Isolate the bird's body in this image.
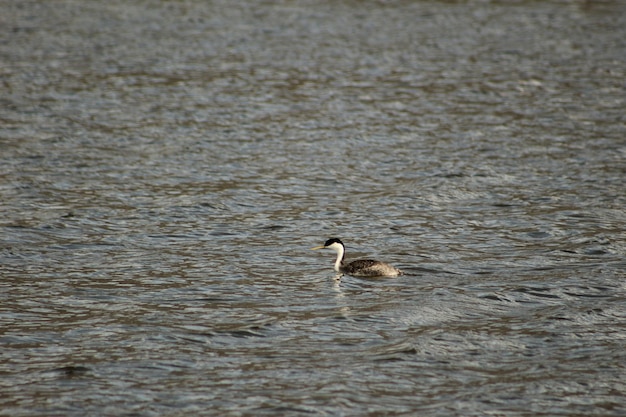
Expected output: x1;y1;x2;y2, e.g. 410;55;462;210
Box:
311;238;402;277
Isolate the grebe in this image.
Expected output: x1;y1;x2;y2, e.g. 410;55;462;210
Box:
311;238;402;277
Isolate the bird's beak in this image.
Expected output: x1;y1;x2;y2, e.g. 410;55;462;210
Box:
311;245;325;250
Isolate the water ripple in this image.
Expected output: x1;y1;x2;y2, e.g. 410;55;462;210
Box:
2;0;625;416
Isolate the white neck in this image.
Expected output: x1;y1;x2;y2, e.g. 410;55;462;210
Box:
327;242;345;272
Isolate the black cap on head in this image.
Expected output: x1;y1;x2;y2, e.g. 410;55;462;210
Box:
324;238;343;247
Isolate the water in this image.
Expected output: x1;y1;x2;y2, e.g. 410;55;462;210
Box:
1;1;625;415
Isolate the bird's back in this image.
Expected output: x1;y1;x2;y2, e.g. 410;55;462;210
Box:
341;259;402;277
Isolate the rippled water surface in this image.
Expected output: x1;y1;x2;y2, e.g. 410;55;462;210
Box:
1;1;625;415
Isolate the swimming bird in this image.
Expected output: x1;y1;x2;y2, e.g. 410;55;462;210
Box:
311;238;402;277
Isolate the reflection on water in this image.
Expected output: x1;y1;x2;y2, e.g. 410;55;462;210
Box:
1;0;625;415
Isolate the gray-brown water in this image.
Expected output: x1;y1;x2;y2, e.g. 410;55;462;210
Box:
1;1;625;416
